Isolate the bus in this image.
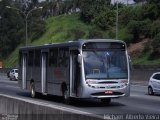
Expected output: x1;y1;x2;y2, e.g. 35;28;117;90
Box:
19;39;131;104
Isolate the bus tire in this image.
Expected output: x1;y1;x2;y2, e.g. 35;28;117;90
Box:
101;98;111;105
30;82;36;98
63;90;71;104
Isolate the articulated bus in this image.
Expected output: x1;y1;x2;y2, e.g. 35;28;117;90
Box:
19;39;131;104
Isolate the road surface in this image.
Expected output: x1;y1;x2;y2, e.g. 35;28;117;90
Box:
0;73;160;119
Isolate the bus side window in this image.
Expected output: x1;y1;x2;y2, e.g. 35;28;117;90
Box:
28;51;34;66
58;48;69;68
34;50;41;67
49;48;58;67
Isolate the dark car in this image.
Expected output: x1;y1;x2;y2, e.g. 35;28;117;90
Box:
7;70;10;78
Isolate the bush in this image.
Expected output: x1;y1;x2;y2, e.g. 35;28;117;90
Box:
118;28;133;44
122;33;133;44
143;40;151;53
92;8;115;30
119;5;144;25
127;20;141;41
67;28;85;40
107;30;115;39
150;20;160;38
144;3;160;20
149;32;160;60
80;0;115;30
88;28;104;39
30;19;46;42
127;19;151;41
151;32;160;53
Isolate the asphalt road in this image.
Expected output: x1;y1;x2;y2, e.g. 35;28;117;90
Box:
0;73;160;118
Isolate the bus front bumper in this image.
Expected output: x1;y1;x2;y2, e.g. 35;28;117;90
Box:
79;84;130;99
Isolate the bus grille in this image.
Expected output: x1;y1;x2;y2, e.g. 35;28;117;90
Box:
98;81;118;84
91;92;124;96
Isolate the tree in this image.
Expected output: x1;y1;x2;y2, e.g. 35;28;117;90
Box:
79;0;113;30
93;8;115;30
143;0;160;20
151;32;160;53
0;0;24;58
0;0;45;59
127;20;151;41
149;32;160;60
32;0;38;6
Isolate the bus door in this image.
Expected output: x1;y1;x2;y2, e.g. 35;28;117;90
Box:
70;50;80;97
22;52;27;89
41;51;48;94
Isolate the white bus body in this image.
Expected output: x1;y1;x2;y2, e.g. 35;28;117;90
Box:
19;39;130;103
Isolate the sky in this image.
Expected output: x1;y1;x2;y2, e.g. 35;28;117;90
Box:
38;0;135;4
111;0;135;4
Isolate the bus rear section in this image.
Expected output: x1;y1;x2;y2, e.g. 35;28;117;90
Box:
19;47;71;98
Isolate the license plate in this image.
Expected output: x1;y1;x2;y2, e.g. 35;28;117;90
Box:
105;90;113;94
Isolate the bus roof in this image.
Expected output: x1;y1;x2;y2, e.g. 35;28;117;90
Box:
19;39;126;51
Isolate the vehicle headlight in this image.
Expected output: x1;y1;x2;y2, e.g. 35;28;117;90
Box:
86;80;97;84
120;80;129;85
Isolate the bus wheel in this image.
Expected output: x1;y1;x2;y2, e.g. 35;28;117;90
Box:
63;90;71;104
101;98;111;105
30;83;36;98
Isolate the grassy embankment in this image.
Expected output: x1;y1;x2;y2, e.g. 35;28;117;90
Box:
4;13;107;68
4;13;160;68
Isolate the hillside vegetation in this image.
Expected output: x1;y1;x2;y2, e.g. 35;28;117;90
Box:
2;0;160;67
5;13;160;68
4;13;108;67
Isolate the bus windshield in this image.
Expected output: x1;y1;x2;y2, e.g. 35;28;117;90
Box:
83;50;128;79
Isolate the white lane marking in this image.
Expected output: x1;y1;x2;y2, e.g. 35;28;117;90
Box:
131;93;160;101
0;94;103;119
5;85;20;89
0;79;18;84
131;84;147;87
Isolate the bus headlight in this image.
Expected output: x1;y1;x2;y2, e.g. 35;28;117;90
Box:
120;80;129;85
86;80;97;84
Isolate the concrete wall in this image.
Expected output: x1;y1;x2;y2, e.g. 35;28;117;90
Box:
1;65;160;81
131;65;160;81
0;94;103;120
131;69;160;81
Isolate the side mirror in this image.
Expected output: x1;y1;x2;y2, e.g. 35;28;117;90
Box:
78;54;82;63
128;55;132;70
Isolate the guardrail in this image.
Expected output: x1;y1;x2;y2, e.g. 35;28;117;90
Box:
0;94;104;120
131;65;160;81
132;65;160;70
0;65;160;82
0;68;12;73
